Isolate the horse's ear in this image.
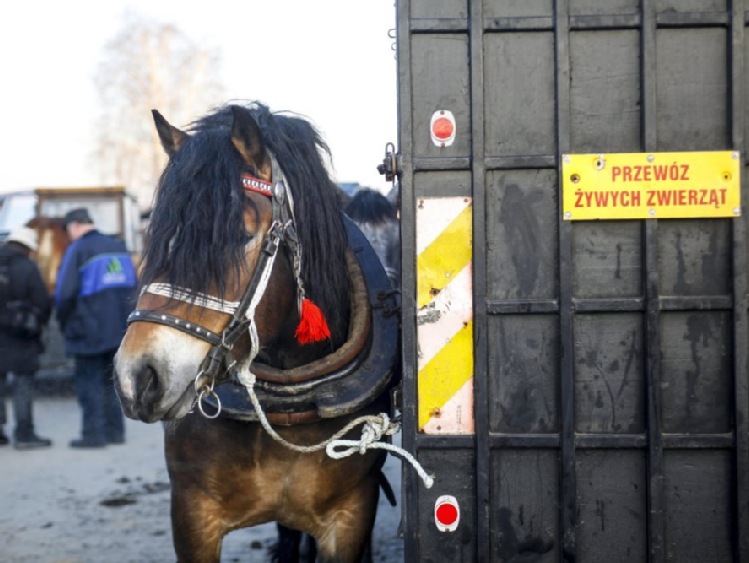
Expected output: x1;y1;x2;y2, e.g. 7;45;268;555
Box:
152;110;187;157
230;106;272;181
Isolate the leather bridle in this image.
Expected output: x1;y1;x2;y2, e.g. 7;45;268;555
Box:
127;155;303;398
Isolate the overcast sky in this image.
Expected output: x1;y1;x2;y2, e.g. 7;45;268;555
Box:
0;1;398;197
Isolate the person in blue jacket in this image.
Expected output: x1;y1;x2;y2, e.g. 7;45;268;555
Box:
56;208;137;448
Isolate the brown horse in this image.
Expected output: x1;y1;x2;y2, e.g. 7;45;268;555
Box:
114;102;400;562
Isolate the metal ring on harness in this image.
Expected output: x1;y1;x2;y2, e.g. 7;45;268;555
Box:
198;387;222;419
195;370;222;419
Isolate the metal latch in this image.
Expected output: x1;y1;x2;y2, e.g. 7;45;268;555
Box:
377;142;402;183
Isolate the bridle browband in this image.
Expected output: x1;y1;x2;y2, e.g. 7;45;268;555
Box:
127;154;303;405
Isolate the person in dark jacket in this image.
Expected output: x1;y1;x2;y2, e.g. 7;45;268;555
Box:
56;208;137;448
0;227;53;449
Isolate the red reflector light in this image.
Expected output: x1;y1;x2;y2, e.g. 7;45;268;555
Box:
432;117;454;140
434;495;460;532
436;502;458;525
430;110;456;147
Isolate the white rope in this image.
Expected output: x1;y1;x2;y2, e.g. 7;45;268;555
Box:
326;421;435;489
236;365;434;489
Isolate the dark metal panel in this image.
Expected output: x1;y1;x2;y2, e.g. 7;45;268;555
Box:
483;17;555;31
416;449;477;562
484;32;556;158
660;311;733;434
574;314;646;434
488;315;560;433
486;169;559;300
554;1;578;561
573;297;646;311
641;0;667;560
483;0;553;19
411;0;467;19
569;14;641;28
658;295;733;310
663;451;734;563
395;1;420;561
410;34;471;159
492;449;559;562
415;434;476;449
569;30;641;152
657;12;730;25
410;19;469;33
572;222;643;298
400;1;749;561
656;28;729;150
485;155;557;168
412;157;472;172
575;451;648;563
414;170;472;198
731;5;749;562
570;0;640;15
656;0;726;11
657;220;732;295
469;1;491;560
488;299;560;314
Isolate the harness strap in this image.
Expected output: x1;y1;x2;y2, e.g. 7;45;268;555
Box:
127;310;221;345
199;221;284;382
141;283;240;315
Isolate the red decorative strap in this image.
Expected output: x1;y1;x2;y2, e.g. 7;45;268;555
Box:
295;298;331;344
241;174;273;197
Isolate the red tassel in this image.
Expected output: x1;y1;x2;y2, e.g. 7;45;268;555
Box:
295;298;331;344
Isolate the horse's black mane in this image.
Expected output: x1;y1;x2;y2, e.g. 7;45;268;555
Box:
141;102;350;342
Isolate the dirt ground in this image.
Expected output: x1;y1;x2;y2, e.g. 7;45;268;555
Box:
0;397;405;562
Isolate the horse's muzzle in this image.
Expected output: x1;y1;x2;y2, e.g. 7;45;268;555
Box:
114;361;165;422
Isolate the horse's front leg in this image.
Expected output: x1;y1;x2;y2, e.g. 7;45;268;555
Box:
170;484;227;563
314;476;380;563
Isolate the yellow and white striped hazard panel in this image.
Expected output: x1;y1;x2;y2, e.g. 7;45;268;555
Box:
416;197;473;434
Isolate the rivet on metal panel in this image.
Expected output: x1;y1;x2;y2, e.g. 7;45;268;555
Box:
570;174;581;184
648;209;656;217
723;172;732;181
647;154;655;162
595;155;605;170
733;151;740;160
418;199;425;209
429;287;441;297
563;155;571;164
429;407;442;418
445;272;452;278
734;207;741;216
564;211;572;220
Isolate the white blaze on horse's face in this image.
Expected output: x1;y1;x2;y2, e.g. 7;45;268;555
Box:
114;205;270;423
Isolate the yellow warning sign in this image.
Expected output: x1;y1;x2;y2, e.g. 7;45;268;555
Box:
562;151;741;220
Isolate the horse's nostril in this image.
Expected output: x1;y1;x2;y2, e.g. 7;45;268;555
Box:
135;364;162;417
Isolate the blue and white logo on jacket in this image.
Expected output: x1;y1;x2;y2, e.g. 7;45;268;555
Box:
79;254;137;296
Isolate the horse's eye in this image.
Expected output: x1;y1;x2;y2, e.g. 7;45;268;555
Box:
242;231;254;246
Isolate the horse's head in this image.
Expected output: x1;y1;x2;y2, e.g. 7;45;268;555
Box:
114;103;350;422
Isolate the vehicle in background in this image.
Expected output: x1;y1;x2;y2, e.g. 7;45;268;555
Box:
0;187;141;248
0;187;142;293
0;187;142;385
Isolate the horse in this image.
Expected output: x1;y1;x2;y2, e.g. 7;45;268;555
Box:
344;189;400;290
113;102;400;563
